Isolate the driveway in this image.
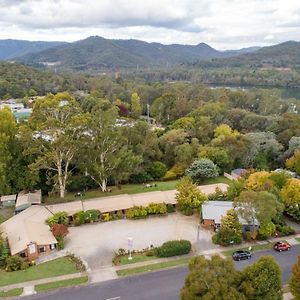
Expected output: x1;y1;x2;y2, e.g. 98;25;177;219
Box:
64;213;217;270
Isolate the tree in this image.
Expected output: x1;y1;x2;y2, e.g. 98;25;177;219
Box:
20;93;88;198
130;92;142;119
289;256;300;300
175;177;207;215
185;159;219;183
51;224;69;238
246;171;272;191
181;255;246;300
258;221;276;239
214;124;239;140
227;178;246;201
146;161;167;180
281;178;300;220
286;149;300;175
174;138;199;169
0;236;9;268
199;145;232;172
213;209;242;245
234;190;283;235
151;93;176;124
241;256;282;300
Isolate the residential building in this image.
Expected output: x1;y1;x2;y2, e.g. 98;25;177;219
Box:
15;190;42;214
0;194;17;208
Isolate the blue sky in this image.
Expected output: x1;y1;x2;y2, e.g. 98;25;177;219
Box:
0;0;299;49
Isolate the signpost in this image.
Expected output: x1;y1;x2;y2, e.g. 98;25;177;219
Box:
128;237;133;260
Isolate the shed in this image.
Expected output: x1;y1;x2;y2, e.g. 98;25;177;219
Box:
1;194;17;208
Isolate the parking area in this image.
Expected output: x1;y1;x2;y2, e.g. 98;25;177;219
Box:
64;213;217;270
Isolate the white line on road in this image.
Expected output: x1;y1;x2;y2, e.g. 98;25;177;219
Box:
105;297;121;300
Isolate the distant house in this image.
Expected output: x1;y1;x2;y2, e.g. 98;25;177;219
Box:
231;168;247;179
0;194;17;208
0;206;57;260
201;201;259;231
15;190;42;214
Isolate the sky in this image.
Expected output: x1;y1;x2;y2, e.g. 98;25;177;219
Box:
0;0;300;50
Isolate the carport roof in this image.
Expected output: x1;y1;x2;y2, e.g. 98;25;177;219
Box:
46;201;83;216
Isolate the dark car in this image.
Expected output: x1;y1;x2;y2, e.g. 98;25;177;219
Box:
274;241;291;252
232;250;252;261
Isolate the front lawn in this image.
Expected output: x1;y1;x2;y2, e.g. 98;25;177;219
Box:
114;253;156;266
35;276;88;293
117;257;191;277
0;257;79;287
222;243;273;257
44;176;231;204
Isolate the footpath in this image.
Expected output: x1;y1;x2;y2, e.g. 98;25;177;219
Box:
1;234;300;297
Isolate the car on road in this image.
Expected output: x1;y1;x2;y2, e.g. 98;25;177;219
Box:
232;250;252;261
274;241;291;252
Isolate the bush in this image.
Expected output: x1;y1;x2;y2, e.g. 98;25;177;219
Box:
212;228;242;246
258;222;276;240
85;209;100;223
5;256;29;272
66;174;97;192
101;213;111;222
0;237;9;268
116;211;124;219
46;211;69;227
126;206;148;219
155;240;192;257
147;203;167;215
57;236;65;250
276;225;295;236
129;172;153;183
185;159;219;183
162;170;177;181
243;231;252;241
147;161;167;180
167;204;176;213
67;254;86;272
51;224;69;238
73;211;86;226
180;207;193;216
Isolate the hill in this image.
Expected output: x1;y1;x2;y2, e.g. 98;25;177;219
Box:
194;41;300;69
0;39;66;60
15;36;257;72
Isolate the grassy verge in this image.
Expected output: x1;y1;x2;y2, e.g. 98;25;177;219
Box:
295;237;300;243
117;257;190;277
0;288;22;297
44;175;230;204
0;257;79;287
115;253;157;266
35;276;88;293
222;243;273;257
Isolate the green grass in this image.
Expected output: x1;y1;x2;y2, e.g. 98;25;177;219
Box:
0;288;22;297
35;276;88;293
44;176;231;204
295;237;300;243
222;243;273;257
0;208;14;224
0;257;79;287
117;257;190;277
115;253;157;266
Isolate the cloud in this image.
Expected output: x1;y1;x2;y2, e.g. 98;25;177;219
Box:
0;0;299;49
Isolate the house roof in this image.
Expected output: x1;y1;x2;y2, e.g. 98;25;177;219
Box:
15;190;42;210
0;206;57;255
0;194;17;202
201;200;259;225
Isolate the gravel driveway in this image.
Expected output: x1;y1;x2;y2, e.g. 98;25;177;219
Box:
64;213;216;270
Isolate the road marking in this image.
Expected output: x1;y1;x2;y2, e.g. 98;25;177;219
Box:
105;297;121;300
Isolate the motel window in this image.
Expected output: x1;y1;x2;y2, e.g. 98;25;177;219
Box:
38;246;45;253
20;252;26;258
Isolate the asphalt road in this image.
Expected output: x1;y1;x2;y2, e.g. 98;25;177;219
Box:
29;244;300;300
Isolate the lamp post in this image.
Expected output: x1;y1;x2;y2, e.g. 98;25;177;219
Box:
128;237;133;260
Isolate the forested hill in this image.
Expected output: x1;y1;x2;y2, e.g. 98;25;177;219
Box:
0;39;66;60
194;41;300;69
15;36;257;72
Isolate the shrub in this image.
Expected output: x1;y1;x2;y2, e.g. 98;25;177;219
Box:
155;240;191;257
185;159;219;183
51;224;69;238
5;256;29;272
73;211;86;226
147;203;167;215
212;228;242;246
57;236;65;250
276;225;295;236
102;213;111;222
258;221;276;240
46;212;69;227
162;170;177;181
85;209;100;223
66;174;97;192
243;231;252;241
67;254;86;272
126;206;148;219
116;210;124;219
166;204;176;213
129;172;153;183
147;161;167;179
181;207;193;216
0;236;9;268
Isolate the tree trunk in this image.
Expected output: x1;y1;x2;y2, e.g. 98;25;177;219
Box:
101;179;107;192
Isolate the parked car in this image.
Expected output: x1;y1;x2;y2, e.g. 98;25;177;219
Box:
273;241;291;252
232;250;252;261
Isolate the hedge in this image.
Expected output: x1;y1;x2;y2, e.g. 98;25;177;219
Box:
155;240;192;257
126;203;168;219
